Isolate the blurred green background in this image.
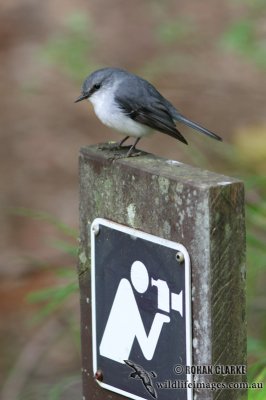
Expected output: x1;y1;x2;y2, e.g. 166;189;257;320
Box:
0;0;265;399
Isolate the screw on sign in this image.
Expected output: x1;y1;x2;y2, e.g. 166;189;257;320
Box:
94;369;103;382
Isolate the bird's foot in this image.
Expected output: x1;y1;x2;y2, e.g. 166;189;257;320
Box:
127;151;142;157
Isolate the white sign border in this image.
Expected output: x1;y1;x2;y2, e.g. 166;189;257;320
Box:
91;217;192;400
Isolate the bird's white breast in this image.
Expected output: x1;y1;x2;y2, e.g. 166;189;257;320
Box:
88;85;150;138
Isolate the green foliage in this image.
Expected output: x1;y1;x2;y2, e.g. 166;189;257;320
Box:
47;375;81;400
247;337;266;397
12;208;79;322
136;7;197;80
40;12;99;81
231;155;266;396
245;184;266;302
52;239;78;257
221;19;266;69
139;53;192;81
234;0;266;11
248;378;266;400
13;207;77;238
27;280;78;323
222;20;255;54
156;18;195;44
248;359;266;399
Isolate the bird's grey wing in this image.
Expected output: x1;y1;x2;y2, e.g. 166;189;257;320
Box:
115;95;188;145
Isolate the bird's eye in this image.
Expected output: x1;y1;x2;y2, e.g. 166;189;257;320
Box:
94;83;101;90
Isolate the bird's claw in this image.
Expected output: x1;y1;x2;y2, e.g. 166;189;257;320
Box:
126;151;142;158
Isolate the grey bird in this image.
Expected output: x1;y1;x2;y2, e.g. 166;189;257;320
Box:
75;67;222;157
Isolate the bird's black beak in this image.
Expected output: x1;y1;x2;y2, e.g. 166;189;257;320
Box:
74;93;89;103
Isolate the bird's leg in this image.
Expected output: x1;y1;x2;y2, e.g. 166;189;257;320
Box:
98;136;130;152
126;137;141;157
107;137;143;160
118;136;130;148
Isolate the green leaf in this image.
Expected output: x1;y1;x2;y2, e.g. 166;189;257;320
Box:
27;281;78;304
11;207;77;238
51;239;77;257
248;337;265;355
157;18;194;44
27;281;78;323
248;364;266;399
55;267;77;279
222;20;255;55
48;375;81;400
40;12;99;82
221;18;266;70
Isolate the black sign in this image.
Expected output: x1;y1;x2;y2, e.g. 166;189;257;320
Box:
91;218;192;400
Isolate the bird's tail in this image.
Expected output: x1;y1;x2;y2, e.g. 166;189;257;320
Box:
174;113;222;141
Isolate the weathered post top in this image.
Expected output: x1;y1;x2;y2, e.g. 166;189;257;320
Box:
78;143;246;400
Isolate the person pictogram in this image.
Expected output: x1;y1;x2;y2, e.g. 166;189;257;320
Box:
100;260;182;364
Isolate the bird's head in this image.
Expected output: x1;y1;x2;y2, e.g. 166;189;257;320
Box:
75;67;124;103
